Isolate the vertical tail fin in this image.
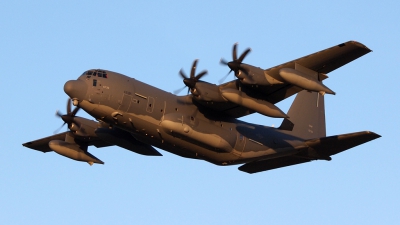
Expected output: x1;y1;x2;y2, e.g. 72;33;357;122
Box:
279;91;326;139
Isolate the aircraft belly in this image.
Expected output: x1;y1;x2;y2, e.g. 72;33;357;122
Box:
78;100;306;165
149;133;240;163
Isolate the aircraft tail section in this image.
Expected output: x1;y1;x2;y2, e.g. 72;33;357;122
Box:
279;90;326;139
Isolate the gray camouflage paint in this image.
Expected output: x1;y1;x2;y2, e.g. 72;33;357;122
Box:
23;41;380;173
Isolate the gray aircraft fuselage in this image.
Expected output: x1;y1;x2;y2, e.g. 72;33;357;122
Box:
66;70;304;166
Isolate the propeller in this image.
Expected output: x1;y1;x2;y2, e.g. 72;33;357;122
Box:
54;99;82;134
219;43;251;83
174;59;208;95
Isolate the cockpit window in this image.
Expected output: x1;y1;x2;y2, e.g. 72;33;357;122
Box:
84;70;108;78
97;70;107;78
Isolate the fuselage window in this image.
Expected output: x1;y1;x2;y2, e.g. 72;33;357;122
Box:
93;79;97;86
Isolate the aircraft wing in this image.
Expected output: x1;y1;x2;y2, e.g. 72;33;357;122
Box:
263;40;371;76
238;131;380;173
210;41;371;118
23;132;69;153
23;132;112;153
23;128;162;156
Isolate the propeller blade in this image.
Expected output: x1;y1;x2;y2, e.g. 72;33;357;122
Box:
71;106;80;116
173;86;186;95
56;110;63;118
53;122;66;134
218;70;232;84
190;59;198;79
179;69;188;79
54;98;82;133
195;70;208;81
232;43;238;60
238;48;251;63
221;43;252;81
67;99;71;114
220;58;228;65
176;59;207;95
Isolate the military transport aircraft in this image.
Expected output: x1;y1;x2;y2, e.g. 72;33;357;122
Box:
23;41;380;173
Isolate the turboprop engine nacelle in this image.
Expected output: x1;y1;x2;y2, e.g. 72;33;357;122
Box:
279;68;335;95
192;82;227;102
220;88;288;118
238;64;284;86
48;140;104;165
67;116;103;137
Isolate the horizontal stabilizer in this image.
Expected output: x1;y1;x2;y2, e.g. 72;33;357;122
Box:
239;131;380;173
305;131;381;157
239;156;311;174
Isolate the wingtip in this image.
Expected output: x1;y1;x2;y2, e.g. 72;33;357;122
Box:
349;40;372;52
366;131;381;139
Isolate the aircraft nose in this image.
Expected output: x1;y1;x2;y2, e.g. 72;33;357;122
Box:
64;80;87;102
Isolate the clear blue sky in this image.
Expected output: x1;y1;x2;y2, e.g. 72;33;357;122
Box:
1;1;398;224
